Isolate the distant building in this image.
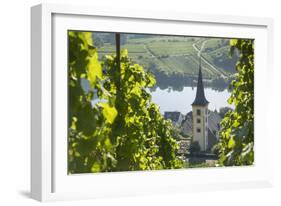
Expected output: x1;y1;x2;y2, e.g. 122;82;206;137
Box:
164;111;184;127
181;110;221;151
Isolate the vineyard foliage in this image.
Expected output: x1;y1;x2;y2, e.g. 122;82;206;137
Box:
217;39;254;166
68;31;183;173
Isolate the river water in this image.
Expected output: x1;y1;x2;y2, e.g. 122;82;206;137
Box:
149;86;234;115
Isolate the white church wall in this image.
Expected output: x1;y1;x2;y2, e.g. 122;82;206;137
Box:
192;105;209;151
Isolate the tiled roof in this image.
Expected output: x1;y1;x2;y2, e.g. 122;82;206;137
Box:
181;111;193;136
208;110;222;138
164;111;182;122
207;128;218;151
181;110;221;140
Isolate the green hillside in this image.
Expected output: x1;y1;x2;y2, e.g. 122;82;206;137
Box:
94;33;237;80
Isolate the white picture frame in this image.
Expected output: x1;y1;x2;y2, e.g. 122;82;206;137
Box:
31;3;274;202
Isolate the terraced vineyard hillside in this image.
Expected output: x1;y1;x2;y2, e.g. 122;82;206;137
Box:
94;33;238;80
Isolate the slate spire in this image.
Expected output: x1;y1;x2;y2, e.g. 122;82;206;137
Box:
192;58;209;106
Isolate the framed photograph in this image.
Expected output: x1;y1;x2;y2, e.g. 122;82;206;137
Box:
31;3;274;201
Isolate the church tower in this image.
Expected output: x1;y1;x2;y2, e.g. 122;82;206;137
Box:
192;59;209;151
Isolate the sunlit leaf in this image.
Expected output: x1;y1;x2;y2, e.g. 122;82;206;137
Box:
91;162;100;172
228;137;235;149
87;55;102;87
99;103;118;124
230;39;238;46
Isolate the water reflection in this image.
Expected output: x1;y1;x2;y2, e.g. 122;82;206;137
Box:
148;86;234;115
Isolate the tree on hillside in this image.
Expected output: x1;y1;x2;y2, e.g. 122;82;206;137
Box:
217;39;254;166
219;107;233;118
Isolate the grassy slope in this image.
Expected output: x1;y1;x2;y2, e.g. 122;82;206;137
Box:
96;35;236;79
